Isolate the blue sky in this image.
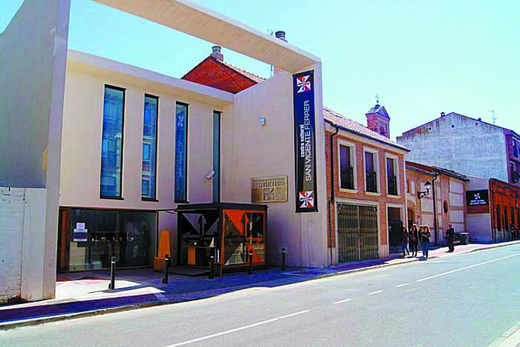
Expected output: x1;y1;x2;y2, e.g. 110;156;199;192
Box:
2;0;519;140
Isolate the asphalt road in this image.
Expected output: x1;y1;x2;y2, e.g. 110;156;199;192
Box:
2;244;520;347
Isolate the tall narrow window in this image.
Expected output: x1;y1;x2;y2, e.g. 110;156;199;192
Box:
142;95;158;200
365;151;377;193
339;145;354;190
175;103;188;202
386;157;398;196
100;86;125;198
496;205;501;230
213;111;221;203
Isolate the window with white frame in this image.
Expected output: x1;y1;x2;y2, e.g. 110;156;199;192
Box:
338;141;356;190
364;149;378;193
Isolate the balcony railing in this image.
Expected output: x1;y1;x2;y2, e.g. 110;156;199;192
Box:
387;175;398;195
340;166;354;190
366;171;377;193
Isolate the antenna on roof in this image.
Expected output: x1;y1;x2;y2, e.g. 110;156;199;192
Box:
268;29;275;77
488;109;497;124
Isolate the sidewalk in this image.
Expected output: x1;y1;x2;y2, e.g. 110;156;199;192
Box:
2;240;519;330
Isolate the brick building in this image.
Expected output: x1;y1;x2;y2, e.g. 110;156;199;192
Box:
405;161;468;245
466;177;520;242
324;106;409;261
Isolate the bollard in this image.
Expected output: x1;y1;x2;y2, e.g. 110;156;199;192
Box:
162;254;170;284
248;250;253;275
209;253;214;280
281;248;286;272
108;256;116;290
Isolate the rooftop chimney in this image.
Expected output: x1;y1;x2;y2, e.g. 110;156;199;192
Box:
273;31;286;75
441;112;446;117
211;45;223;61
275;31;287;42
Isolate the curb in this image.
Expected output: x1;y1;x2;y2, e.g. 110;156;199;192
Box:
1;241;518;331
316;241;520;280
488;321;520;347
0;301;169;331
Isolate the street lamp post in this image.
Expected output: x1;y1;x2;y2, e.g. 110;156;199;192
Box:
418;181;432;199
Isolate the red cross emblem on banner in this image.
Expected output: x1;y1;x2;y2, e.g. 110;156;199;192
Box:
296;75;311;93
299;191;314;208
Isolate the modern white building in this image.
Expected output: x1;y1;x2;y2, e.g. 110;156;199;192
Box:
0;0;328;303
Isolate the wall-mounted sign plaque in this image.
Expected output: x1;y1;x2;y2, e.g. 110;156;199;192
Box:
252;176;288;203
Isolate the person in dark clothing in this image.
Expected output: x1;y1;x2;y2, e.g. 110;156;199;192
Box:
402;226;409;257
409;224;419;257
446;224;455;253
420;225;432;259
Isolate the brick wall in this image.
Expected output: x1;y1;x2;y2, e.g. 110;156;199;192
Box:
325;129;407;259
0;187;25;303
405;168;467;245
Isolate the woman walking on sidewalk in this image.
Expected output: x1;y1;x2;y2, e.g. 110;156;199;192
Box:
402;226;409;257
420;225;432;259
409;224;419;257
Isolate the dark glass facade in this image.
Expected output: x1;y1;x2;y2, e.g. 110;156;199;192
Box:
66;209;156;271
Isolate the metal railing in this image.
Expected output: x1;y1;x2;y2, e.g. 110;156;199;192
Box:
366;171;377;193
387;175;398;195
340;166;354;190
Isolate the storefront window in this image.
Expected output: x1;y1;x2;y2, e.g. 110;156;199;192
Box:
68;209;156;271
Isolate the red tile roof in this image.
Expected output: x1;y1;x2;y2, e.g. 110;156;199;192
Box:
220;61;266;84
323;106;408;151
182;56;261;94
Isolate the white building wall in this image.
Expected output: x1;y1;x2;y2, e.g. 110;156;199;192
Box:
222;65;328;267
466;175;492;242
0;188;25;302
397;114;508;182
0;0;71;302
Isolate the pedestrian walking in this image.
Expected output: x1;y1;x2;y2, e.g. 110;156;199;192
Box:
510;223;515;240
402;226;409;257
420;225;432;259
409;224;419;257
446;224;455;253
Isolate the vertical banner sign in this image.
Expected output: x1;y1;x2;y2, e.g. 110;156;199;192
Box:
293;70;318;213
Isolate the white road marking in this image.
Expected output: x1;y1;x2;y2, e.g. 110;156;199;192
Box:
279;310;310;319
368;290;383;295
395;283;409;288
416;253;520;283
333;298;353;304
165;310;311;347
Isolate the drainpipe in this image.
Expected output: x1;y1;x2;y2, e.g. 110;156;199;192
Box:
490;180;495;241
432;173;439;245
329;124;340;266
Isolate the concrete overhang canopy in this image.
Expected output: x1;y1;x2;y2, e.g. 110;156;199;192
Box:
92;0;321;73
68;50;234;108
